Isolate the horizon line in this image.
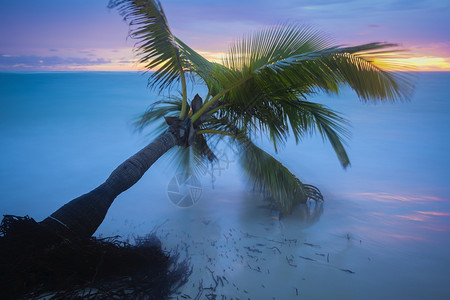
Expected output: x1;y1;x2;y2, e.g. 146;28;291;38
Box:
1;69;449;73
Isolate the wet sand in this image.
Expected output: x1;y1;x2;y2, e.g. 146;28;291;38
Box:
96;184;450;299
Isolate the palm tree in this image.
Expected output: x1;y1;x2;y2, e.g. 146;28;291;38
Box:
40;0;413;240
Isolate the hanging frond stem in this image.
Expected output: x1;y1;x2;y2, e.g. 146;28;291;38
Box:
196;129;237;138
179;69;188;119
204;91;212;102
207;105;223;115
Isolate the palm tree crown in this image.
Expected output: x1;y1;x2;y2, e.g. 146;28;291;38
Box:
109;0;414;214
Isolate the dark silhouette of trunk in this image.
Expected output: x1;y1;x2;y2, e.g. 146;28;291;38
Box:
40;129;178;239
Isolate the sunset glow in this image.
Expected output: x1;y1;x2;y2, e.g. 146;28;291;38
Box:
6;50;445;72
1;2;450;298
0;1;448;72
373;55;450;71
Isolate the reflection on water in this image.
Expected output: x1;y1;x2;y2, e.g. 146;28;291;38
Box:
340;191;450;245
352;192;448;204
131;195;328;299
1;72;450;298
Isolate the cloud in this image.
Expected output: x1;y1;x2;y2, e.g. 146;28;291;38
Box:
0;54;111;70
417;211;450;217
118;60;135;64
159;0;448;55
368;24;384;28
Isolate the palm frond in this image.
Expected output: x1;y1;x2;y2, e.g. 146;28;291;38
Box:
221;24;413;103
164;144;205;178
213;97;351;167
238;140;323;214
108;0;186;92
164;131;220;178
175;37;229;96
195;121;325;213
322;44;415;102
223;23;332;72
134;97;183;136
288;100;351;167
197;24;413;164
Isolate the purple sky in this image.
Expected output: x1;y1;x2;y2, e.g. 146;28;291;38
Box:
0;0;449;71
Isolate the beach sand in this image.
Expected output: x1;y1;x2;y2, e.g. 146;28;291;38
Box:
95;184;450;299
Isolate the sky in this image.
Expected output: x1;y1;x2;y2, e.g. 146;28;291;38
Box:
0;0;449;71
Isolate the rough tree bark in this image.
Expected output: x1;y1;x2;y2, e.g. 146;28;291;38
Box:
40;129;180;239
39;94;211;240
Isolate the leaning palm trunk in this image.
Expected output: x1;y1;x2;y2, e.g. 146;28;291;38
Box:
40;129;178;239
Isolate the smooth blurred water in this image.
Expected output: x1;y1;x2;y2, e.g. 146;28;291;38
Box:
1;72;449;299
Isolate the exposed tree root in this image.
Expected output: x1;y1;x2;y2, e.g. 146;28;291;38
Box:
0;215;191;299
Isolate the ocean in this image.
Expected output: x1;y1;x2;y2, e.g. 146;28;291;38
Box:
1;71;449;298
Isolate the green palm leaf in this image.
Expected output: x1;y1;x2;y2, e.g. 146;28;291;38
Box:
112;13;415;215
286;100;351;167
221;24;413;102
175;37;228;96
223;23;332;72
108;0;186;92
193;23;413;164
135;96;219;174
196;123;324;213
164;139;211;178
213;97;351;167
134;97;182;136
238;140;323;214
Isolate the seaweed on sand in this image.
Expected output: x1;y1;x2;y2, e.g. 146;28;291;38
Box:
0;215;192;299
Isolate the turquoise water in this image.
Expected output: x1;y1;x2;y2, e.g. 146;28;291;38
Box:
1;72;449;298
